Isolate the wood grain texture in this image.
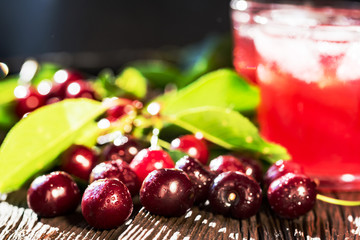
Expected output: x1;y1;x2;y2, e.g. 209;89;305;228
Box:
1;190;360;239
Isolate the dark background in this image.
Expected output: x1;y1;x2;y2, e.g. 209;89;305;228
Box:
0;0;231;71
2;0;359;72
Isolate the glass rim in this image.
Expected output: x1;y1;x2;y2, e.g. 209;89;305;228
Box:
254;7;360;41
230;0;297;12
230;0;360;11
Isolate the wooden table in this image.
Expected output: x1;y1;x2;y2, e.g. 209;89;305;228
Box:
1;189;360;239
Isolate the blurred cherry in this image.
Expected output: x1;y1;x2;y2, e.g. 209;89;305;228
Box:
14;85;46;118
171;134;209;164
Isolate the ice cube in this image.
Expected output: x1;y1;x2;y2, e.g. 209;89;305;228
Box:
254;28;323;83
265;8;324;27
337;42;360;82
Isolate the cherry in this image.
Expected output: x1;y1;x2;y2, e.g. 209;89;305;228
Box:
102;135;142;163
81;178;133;229
38;81;63;105
237;156;263;183
264;160;304;188
209;155;246;175
175;156;215;204
170;134;209;165
90;159;140;196
106;99;135;122
14;86;46;118
27;171;81;217
267;173;317;219
208;171;262;219
54;69;83;86
140;168;195;217
53;69;83;98
61;145;98;182
65;80;96;99
129;148;175;182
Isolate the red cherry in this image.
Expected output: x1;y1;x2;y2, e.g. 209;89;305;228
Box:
53;69;83;99
82;179;133;229
267;173;317;219
175;156;215;204
264;160;305;188
106;98;135;122
129;148;175;182
209;155;246;175
208;171;262;219
90;159;140;196
140;169;195;217
14;86;46;118
61;145;98;182
65;80;96;99
27;171;81;217
101;136;142;163
54;69;83;84
238;157;263;183
170;135;209;164
231;154;264;183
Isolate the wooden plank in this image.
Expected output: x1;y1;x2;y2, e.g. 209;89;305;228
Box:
2;190;360;239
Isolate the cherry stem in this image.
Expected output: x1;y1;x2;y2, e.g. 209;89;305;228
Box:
150;128;160;150
157;139;171;150
317;194;360;206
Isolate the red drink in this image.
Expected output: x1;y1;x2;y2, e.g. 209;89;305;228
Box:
254;8;360;190
231;0;294;84
233;31;257;84
231;0;265;84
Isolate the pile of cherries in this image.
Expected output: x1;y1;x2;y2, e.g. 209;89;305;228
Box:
22;68;318;229
14;69;97;118
27;129;318;229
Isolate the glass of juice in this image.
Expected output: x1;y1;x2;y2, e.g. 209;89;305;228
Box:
253;5;360;190
230;0;295;84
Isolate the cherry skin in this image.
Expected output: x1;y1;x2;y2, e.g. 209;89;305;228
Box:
209;155;246;175
15;86;46;118
106;98;135;122
53;69;83;98
44;83;64;105
170;135;209;164
101;135;142;163
264;160;304;188
65;80;96;99
237;156;263;183
90;159;140;196
208;171;262;219
129;148;175;182
53;69;83;86
267;173;317;219
61;145;98;182
140;168;195;217
27;171;81;217
81;178;133;229
175;156;215;204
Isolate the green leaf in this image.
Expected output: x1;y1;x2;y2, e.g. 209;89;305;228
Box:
167;149;187;163
0;77;19;129
94;68;123;98
31;63;59;85
180;35;232;87
160;69;259;115
0;77;18;105
0;104;16;129
0;99;107;193
115;67;147;99
74;121;102;147
129;60;182;88
168;106;290;163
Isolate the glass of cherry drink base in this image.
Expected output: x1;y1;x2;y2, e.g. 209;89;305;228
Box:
247;2;360;190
